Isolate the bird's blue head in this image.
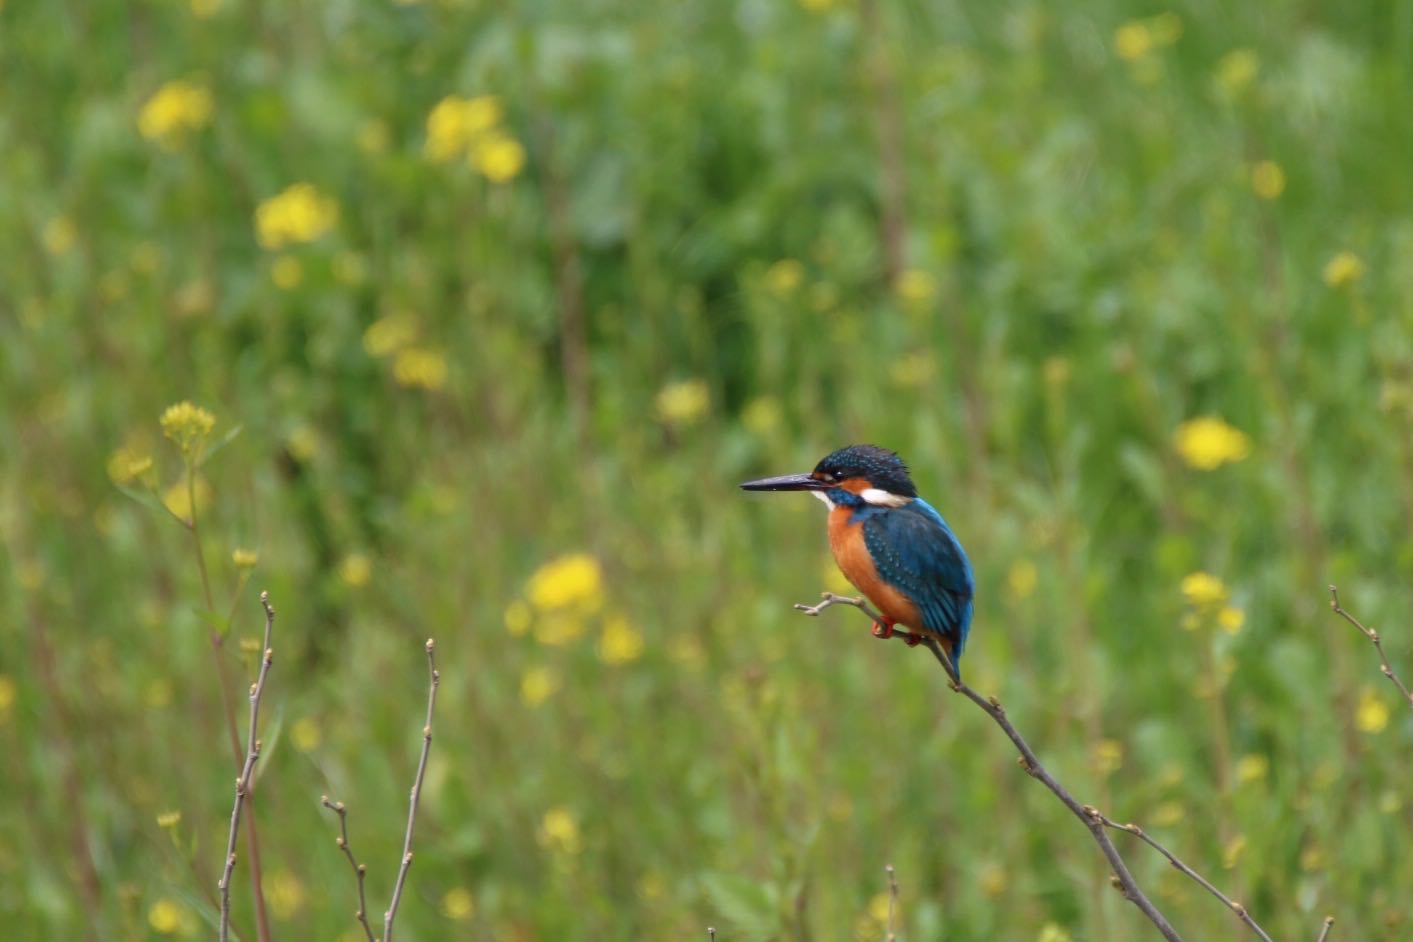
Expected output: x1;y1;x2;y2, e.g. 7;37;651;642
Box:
740;444;917;507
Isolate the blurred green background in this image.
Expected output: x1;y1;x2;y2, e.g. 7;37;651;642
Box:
4;0;1413;938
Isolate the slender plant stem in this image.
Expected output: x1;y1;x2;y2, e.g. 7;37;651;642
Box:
1315;915;1335;942
189;460;272;942
884;864;899;942
218;592;276;942
1329;586;1413;709
320;798;376;942
384;639;440;942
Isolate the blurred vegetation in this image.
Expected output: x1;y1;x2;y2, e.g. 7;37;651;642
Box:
4;0;1413;938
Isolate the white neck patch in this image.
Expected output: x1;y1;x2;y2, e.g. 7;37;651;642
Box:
861;488;912;507
811;490;833;507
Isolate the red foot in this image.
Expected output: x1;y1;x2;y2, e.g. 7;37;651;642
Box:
903;632;925;647
871;619;895;639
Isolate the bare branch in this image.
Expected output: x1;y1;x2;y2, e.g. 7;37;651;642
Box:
884;864;899;942
1088;811;1273;941
796;593;1186;940
218;592;276;942
1315;916;1335;942
320;797;376;942
1329;586;1413;710
384;639;441;942
707;929;716;941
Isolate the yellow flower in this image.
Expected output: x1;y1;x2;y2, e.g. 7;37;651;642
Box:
255;183;339;250
43;216;77;255
1037;924;1074;942
764;259;805;296
1250;160;1285;200
156;810;182;829
1174;416;1251;469
362;313;418;357
470;132;527;183
285;424;319;462
598;615;644;665
1181;571;1228;611
148;897;187;934
291;717;321;752
1092;738;1124;775
538;806;581;854
1215;48;1259;97
393;347;448;391
866;891;891;923
895;268;937;304
1236;753;1268;785
160;400;217;455
0;675;15;724
232;548;259;570
425;95;503;162
655;378;710;426
1113;21;1152;61
442;887;475;920
270;255;302;290
527;554;603;612
978;862;1008;897
1299;844;1324;872
339;552;372;588
267;869;306;919
163;476;213;519
520;666;559;706
1007;559;1038;601
1322;251;1365;288
107;446;154;485
1356;686;1390;734
1218;606;1245;635
138;79;213;146
505;599;533;636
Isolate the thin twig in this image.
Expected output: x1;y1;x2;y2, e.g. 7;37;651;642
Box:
1329;586;1413;709
1088;811;1273;942
884;864;899;942
1315;915;1334;942
707;929;716;940
218;592;276;942
796;593;1184;941
384;638;441;942
320;797;376;942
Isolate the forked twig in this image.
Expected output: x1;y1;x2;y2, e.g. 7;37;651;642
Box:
796;591;1268;941
323;638;441;942
218;592;276;942
1329;586;1413;710
385;639;440;942
320;797;375;942
1315;915;1335;942
1088;811;1273;942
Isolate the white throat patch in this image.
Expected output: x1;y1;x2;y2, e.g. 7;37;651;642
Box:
811;490;833;507
861;488;912;508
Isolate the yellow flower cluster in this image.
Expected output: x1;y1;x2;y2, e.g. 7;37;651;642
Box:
1322;250;1365;288
254;183;339;250
107;446;154;485
1113;12;1182;62
1356;685;1389;734
442;887;475;920
424;94;526;182
160;401;216;456
527;553;603;612
232;548;259;570
1214;49;1259;98
895;268;937;304
393;347;448;391
1180;571;1245;635
1174;416;1250;470
655;378;710;426
598;614;645;665
1250;160;1285;200
764;259;804;296
538;806;581;855
340;552;372;588
139;79;213;147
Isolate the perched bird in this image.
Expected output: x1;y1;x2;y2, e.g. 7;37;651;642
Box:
741;444;975;673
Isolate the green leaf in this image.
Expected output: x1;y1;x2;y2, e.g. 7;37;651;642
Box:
112;481;167;515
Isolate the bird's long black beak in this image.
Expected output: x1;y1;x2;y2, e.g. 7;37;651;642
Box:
739;472;830;492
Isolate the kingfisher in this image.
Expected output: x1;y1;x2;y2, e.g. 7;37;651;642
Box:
741;444;975;673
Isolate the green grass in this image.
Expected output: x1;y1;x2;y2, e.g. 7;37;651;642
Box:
4;0;1413;938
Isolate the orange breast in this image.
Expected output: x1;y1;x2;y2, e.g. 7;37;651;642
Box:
828;506;922;629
